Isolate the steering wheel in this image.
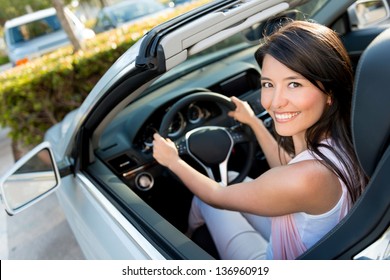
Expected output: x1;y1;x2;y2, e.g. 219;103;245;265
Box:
159;92;256;186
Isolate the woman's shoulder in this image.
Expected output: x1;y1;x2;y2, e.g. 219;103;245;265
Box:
284;150;343;215
257;158;339;208
289;139;339;164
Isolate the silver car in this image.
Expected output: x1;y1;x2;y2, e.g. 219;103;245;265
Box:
4;7;95;66
1;0;389;260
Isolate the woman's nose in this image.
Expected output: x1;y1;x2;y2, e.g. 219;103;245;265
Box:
270;87;288;109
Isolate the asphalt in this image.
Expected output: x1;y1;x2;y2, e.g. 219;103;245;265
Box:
0;127;85;260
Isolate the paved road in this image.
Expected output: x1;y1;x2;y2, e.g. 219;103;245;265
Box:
0;128;85;259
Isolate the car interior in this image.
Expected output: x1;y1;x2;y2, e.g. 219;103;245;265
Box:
76;0;389;259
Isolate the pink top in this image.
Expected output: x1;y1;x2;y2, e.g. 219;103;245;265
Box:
269;141;351;259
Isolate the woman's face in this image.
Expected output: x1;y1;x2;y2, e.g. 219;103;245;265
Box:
260;54;329;146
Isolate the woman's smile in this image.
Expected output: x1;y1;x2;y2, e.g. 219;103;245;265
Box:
274;111;301;123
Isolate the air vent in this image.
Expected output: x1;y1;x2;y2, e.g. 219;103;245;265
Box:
108;154;137;174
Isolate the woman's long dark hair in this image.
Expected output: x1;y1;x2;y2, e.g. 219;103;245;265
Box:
255;20;368;204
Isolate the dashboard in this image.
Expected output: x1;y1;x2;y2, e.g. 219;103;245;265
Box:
134;100;224;153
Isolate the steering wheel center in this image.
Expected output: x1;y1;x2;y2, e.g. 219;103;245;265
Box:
187;127;233;165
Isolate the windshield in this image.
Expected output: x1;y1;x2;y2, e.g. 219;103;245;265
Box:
193;0;330;58
154;0;330;85
7;15;62;45
298;0;329;17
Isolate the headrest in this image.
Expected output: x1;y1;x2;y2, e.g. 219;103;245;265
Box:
352;28;390;177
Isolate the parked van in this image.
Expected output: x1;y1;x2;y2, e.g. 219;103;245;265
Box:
4;7;95;66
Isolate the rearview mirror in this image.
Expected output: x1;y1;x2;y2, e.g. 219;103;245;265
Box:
0;142;60;215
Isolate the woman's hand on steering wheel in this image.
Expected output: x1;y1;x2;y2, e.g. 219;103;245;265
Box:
152;133;179;169
228;96;257;127
155;91;256;185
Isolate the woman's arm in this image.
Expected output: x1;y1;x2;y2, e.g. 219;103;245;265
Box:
228;96;291;167
152;133;222;204
152;133;341;217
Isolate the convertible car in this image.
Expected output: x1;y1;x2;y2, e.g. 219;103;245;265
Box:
1;0;389;260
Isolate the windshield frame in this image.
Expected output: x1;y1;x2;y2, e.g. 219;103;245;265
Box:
147;0;331;92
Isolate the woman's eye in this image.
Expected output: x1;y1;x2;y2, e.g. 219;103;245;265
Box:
262;82;273;88
288;82;301;88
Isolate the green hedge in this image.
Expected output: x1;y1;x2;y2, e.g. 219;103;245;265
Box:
0;2;206;149
0;55;9;65
0;29;137;147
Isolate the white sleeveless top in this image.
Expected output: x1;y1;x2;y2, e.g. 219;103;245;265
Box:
267;140;351;259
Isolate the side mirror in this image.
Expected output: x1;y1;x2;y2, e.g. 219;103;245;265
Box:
0;142;60;215
349;0;390;29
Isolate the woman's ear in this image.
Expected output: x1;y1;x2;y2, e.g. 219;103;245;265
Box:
326;95;332;106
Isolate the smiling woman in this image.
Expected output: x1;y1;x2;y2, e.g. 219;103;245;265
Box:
152;20;368;259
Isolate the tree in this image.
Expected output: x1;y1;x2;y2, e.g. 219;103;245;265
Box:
52;0;82;51
98;0;108;8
